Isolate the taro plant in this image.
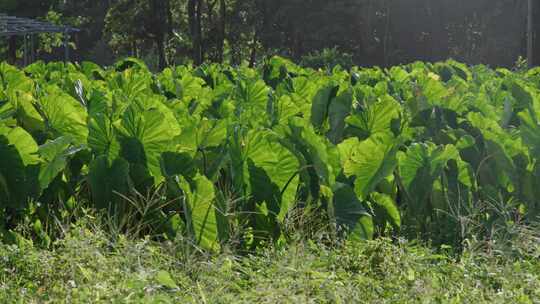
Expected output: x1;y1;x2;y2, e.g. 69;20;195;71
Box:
1;56;540;251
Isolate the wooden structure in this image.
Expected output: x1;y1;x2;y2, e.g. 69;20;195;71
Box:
0;14;79;64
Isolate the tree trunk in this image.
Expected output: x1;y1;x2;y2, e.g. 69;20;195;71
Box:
188;0;203;65
166;0;173;37
188;0;198;64
148;0;169;70
217;0;226;62
8;36;16;64
528;0;534;67
156;35;167;70
534;0;540;65
196;0;203;64
249;31;258;68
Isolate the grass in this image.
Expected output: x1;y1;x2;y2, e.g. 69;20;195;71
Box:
0;217;539;303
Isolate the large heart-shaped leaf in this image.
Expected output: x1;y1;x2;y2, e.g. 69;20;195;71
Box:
332;182;374;240
179;174;219;252
339;133;399;201
88;156;131;209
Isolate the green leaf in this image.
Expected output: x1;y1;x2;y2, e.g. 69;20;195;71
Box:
339;134;399;201
345;95;401;139
195;119;227;150
88;114;120;160
114;57;148;72
38;85;88;145
311;83;338;130
0;135;30;208
116;105;174;183
234;78;270;125
468;112;522;189
287;117;340;188
155;270;178;289
88;156;131;209
38;137;80;190
0;125;40;208
327;89;353;144
275;95;301;125
370;192;401;229
179;174;219;252
9;92;45;132
160;152;196;179
397;143;459;216
332;182;373;240
518;86;540;157
1;126;40;166
244;130;300;222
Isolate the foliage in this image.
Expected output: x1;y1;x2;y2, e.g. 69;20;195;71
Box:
301;47;354;70
1;57;540;251
0;218;539;303
3;0;538;67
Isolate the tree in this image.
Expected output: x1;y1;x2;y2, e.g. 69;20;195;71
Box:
528;0;534;67
187;0;203;64
105;0;171;69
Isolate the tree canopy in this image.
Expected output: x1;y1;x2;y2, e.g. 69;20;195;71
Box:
1;0;538;68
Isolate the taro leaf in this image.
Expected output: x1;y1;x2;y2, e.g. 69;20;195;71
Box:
253;201;277;243
370;192;401;230
234;78;270;125
88;156;130;210
311;83;339;131
275;95;301;125
468;112;521;189
0;136;31;208
116;105;174;183
447;60;472;81
520;111;540;158
88;114;120;160
339;133;399;201
277;118;340;203
80;61;106;80
0;126;41;208
114;57;148;72
510;79;536;112
332;182;374;240
288;117;340;189
9;92;45;132
108;69;152;105
176;117;227;156
244;130;300;222
421;77;449;107
0;62;34;93
160;152;196;179
0;100;14;121
162;213;184;240
86;89;110;119
442;158;475;214
345;95;400;140
327;89;353;144
2;126;40;166
291;76;318;115
38;85;88;145
38;136;83;190
179;174;219;252
397;143;459;216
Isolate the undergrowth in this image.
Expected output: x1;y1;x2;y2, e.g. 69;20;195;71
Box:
0;215;538;303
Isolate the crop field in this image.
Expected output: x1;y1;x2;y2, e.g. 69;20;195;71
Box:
1;57;540;302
